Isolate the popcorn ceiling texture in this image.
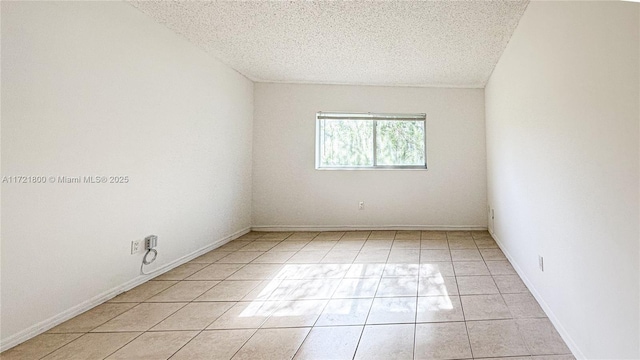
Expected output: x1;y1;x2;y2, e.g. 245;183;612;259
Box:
130;1;529;88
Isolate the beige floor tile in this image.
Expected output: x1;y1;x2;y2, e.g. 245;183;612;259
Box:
467;319;529;358
105;331;197;360
272;279;340;300
342;231;372;240
486;260;517;275
207;301;278;329
156;263;210;281
321;250;359;263
187;263;244;280
284;264;350;279
333;278;380;298
8;231;571;360
421;231;447;240
191;251;233;263
109;281;177;303
238;232;263;240
517;318;571;355
456;276;499;295
271;240;310;251
242;279;283;301
238;241;280;252
151;302;234;331
315;231;345;240
259;232;293;240
226;264;285;280
475;239;499;248
383;263;420;277
418;276;459;296
414;322;472;359
262;299;327;328
453;261;490;276
395;230;421;240
392;239;421;249
345;263;386;278
294;326;362;360
170;329;255;360
450;249;482;261
147;281;218;302
368;230;396;240
503;293;546;318
42;332;140;360
287;250;330;263
420;239;449;249
332;239;366;251
217;251;265;264
461;294;512;321
448;239;478;250
471;230;491;239
231;327;310;360
354;249;390;263
387;249;420;263
420;249;452;262
480;248;508;261
354;324;415;360
367;297;416;324
217;241;253;251
196;280;262;301
0;334;82;360
302;241;337;251
494;275;529;293
48;303;136;333
316;298;373;326
361;239;394;250
93;303;185;332
376;277;418;297
416;295;464;323
252;251;296;263
420;262;455;277
447;231;473;240
287;232;320;240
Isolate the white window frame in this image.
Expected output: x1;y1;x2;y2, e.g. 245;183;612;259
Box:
315;111;427;170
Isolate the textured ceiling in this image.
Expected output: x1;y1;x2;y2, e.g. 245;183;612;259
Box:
130;1;529;88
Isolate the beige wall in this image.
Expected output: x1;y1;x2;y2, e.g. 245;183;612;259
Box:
1;1;253;348
252;83;487;230
485;2;639;358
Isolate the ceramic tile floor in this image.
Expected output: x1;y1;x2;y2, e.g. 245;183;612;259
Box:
2;230;575;360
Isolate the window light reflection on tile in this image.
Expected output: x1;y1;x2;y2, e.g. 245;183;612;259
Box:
239;263;455;319
419;275;454;296
420;294;454;311
237;301;278;318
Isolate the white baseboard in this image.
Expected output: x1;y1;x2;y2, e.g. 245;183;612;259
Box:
490;230;585;360
0;226;250;352
251;225;488;232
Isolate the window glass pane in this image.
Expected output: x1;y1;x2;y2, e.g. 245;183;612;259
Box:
376;120;425;166
320;120;373;167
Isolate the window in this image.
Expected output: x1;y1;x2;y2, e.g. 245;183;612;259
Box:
315;112;427;169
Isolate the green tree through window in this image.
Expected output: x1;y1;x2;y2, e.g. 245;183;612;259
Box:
316;112;426;169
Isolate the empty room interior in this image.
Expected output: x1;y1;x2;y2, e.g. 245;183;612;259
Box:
1;1;639;359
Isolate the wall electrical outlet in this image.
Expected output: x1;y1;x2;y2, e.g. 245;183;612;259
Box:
131;239;143;255
539;255;544;272
145;235;158;249
358;201;364;210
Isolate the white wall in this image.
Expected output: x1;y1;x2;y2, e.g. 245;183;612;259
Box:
253;83;486;229
485;2;639;358
1;1;253;348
